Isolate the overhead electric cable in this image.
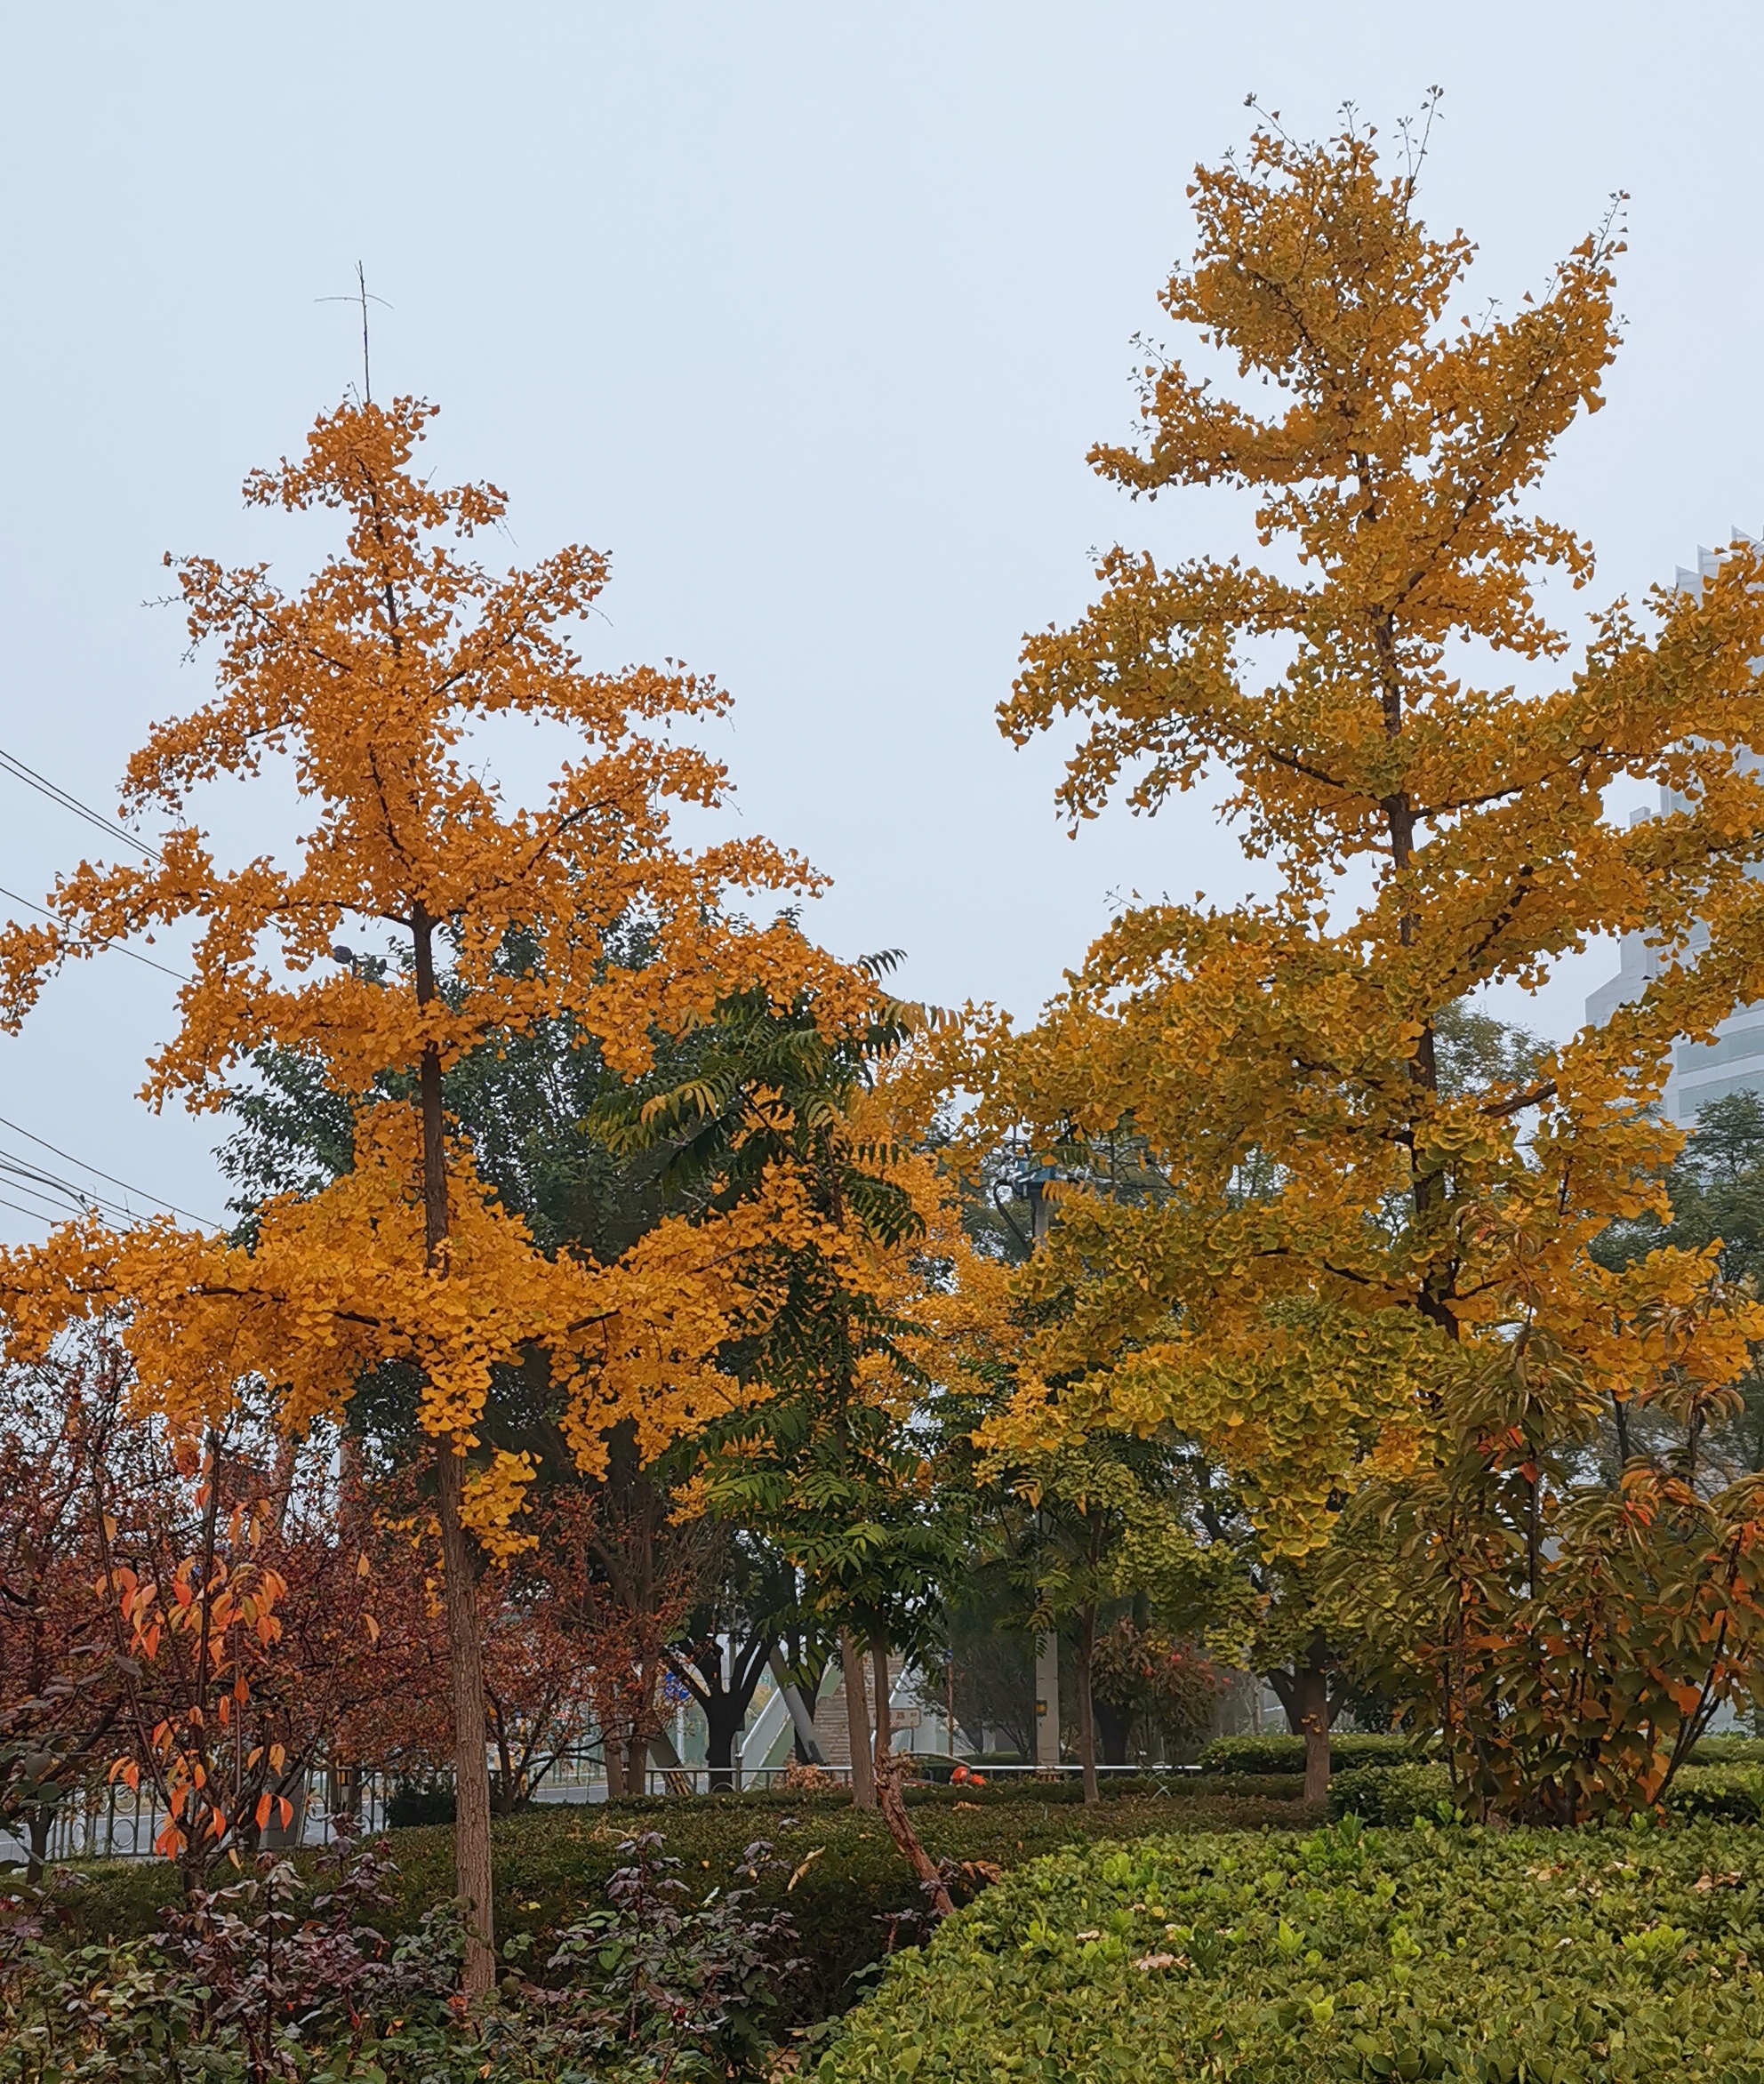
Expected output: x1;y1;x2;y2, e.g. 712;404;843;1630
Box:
0;1150;136;1223
0;883;189;983
0;745;164;863
0;1168;91;1219
0;1192;77;1229
0;1114;216;1229
0;1125;215;1233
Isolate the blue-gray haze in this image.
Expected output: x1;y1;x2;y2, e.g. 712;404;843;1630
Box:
0;3;1756;1236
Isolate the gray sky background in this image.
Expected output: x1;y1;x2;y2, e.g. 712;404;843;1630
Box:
0;3;1759;1240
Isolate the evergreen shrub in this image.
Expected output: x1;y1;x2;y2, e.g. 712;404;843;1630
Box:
1688;1735;1764;1767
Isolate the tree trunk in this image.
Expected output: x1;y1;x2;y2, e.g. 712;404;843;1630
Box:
870;1631;893;1783
705;1690;746;1793
1094;1696;1133;1768
603;1729;626;1800
25;1803;51;1885
1075;1604;1100;1805
841;1628;875;1808
624;1728;651;1799
436;1447;496;1992
1271;1644;1333;1807
868;1622;953;1919
413;907;495;1996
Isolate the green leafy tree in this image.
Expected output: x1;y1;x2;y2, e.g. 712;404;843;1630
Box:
599;977;972;1905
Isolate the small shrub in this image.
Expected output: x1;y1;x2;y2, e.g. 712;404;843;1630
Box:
1667;1764;1764;1824
1329;1762;1457;1827
815;1818;1764;2082
385;1777;457;1828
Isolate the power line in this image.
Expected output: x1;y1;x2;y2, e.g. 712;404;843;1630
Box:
0;1150;197;1234
0;1114;216;1228
0;1192;78;1230
0;1168;91;1220
0;745;163;864
0;883;189;984
0;1150;142;1228
0;753;219;1238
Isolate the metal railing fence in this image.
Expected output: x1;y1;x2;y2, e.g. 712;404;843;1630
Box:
2;1754;1196;1867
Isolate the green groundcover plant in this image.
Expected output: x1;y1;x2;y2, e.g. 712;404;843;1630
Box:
816;1818;1764;2083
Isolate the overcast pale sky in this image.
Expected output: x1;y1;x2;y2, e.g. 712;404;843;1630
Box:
0;3;1759;1240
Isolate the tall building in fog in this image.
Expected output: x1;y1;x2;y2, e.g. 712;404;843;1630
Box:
1584;536;1764;1123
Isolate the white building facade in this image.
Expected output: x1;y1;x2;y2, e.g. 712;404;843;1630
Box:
1584;538;1764;1120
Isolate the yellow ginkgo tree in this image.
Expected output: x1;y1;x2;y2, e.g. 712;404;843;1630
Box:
960;110;1764;1814
0;395;862;1983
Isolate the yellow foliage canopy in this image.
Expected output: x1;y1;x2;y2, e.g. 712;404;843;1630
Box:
965;119;1764;1543
0;396;879;1545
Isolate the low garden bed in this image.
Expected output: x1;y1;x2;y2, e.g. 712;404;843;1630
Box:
816;1816;1764;2081
45;1781;1318;2026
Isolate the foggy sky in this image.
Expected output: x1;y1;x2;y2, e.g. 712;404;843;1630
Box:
1;3;1758;1238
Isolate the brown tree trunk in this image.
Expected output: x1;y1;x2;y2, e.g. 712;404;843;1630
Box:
625;1728;651;1799
869;1622;953;1918
1278;1647;1332;1807
25;1803;51;1885
870;1631;893;1786
603;1727;626;1800
413;904;495;1997
1075;1603;1100;1806
841;1629;875;1808
435;1447;495;1992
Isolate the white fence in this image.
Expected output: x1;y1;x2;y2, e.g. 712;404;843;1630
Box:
1;1755;1197;1866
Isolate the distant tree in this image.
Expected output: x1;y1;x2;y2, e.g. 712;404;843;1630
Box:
1586;1089;1764;1478
668;1533;801;1792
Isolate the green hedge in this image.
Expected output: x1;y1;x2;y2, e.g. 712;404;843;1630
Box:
50;1783;1319;2026
1688;1735;1764;1767
1197;1734;1760;1783
815;1818;1764;2082
1328;1761;1764;1829
1198;1732;1421;1775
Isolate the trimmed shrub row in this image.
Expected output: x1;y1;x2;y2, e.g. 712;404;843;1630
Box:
1199;1731;1761;1782
1197;1732;1422;1775
1687;1735;1764;1767
816;1817;1764;2081
1329;1761;1764;1829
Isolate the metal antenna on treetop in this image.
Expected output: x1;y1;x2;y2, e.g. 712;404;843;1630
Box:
317;262;391;403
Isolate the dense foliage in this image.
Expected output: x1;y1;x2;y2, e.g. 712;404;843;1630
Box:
47;1788;1319;2022
819;1820;1764;2082
0;1827;803;2082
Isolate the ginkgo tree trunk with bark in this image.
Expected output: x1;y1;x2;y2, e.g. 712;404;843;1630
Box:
0;396;861;1989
